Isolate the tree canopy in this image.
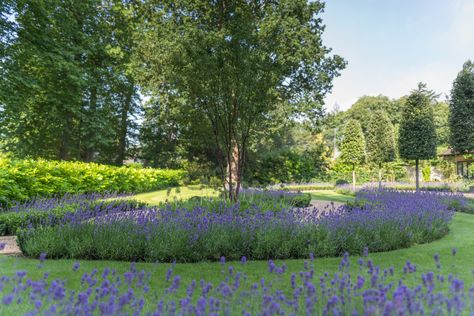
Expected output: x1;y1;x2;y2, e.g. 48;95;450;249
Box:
399;83;437;161
449;60;474;153
340;119;365;168
366;110;395;166
134;0;345;198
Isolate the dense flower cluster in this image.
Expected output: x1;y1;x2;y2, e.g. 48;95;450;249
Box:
0;251;472;315
17;190;459;262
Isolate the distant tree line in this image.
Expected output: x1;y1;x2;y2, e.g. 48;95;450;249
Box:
336;61;474;189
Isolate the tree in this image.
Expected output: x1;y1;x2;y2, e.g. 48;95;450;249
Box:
0;0;139;163
340;119;365;191
432;101;449;146
398;83;437;191
134;0;345;200
345;95;401;134
449;61;474;153
366;111;395;188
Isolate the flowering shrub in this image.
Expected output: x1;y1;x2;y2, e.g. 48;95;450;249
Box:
18;190;459;262
0;155;185;206
0;194;145;236
335;181;469;194
0;251;472;315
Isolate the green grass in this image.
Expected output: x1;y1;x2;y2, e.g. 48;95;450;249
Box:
307;190;355;203
130;185;219;205
129;187;353;206
2;212;473;295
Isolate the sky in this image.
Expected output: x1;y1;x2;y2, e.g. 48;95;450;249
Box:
321;0;474;111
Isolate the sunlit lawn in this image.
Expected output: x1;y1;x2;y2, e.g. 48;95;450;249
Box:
129;187;355;206
130;185;219;205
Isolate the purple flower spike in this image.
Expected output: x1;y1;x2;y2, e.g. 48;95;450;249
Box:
72;262;80;272
241;256;247;264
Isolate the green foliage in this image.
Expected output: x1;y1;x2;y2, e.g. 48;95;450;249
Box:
422;163;431;182
0;199;147;236
283;184;335;191
366;111;396;166
344;95;405;134
248;148;329;185
157;190;311;211
134;0;345;199
433;102;450;145
340;119;366;168
399;83;437;161
0;0;139;163
330;160;408;184
449;60;474;153
0;155;185;205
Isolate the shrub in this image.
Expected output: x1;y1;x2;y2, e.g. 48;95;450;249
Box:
155;189;311;213
0;195;145;236
0;155;185;206
18;190;458;262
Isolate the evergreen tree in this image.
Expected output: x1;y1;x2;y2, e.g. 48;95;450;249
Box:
366;111;395;188
340;119;365;191
449;61;474;153
399;83;437;190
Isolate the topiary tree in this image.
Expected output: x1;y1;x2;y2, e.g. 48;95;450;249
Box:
399;83;437;191
449;60;474;153
366;111;395;189
340;119;366;191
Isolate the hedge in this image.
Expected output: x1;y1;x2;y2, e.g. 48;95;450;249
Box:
0;155;185;206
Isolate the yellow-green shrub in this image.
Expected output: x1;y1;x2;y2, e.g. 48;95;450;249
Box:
0;155;185;206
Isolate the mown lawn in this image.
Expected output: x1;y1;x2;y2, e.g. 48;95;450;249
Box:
130;185;219;205
129;187;355;205
307;190;355;203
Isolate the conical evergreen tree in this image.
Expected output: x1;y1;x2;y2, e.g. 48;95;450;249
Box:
366;111;395;189
340;119;366;191
399;83;437;191
449;61;474;153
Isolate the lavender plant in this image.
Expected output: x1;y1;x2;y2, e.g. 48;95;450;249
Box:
0;251;472;315
17;190;459;262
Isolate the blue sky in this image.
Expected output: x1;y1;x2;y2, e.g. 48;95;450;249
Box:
322;0;474;111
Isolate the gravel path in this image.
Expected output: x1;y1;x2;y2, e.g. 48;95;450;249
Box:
309;200;343;211
0;236;22;256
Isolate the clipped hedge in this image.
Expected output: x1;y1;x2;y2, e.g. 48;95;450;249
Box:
0;155;185;206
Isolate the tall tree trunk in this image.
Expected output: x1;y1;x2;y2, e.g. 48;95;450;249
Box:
415;159;419;191
116;85;133;165
352;164;356;192
226;144;239;202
